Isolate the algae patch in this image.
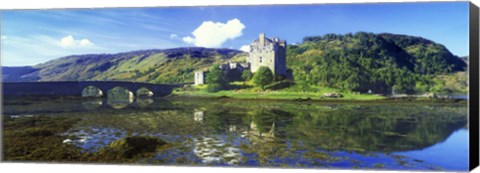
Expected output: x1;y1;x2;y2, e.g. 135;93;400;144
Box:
97;136;168;159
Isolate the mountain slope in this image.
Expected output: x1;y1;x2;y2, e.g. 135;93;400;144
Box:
288;32;466;93
2;66;41;82
3;47;246;83
379;33;466;74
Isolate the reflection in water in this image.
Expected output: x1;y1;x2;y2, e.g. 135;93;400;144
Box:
394;129;468;171
248;121;275;144
81;99;103;110
81;86;155;110
2;97;469;171
228;125;237;132
135;97;154;108
194;110;204;122
192;136;243;165
82;95;154;110
246;109;292;145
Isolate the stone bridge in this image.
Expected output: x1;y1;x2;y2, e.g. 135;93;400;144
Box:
2;81;182;97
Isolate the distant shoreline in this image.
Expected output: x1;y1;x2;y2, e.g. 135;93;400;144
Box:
2;93;467;105
168;93;467;104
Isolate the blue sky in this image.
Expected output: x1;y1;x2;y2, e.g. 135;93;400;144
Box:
0;2;469;66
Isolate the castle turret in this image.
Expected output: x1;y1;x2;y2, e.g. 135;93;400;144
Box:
259;33;265;47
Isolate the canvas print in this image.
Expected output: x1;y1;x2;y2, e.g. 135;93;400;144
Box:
0;2;471;172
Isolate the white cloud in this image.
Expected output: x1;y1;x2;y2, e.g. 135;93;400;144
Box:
1;36;7;40
60;35;75;47
1;34;105;66
182;36;195;44
170;34;179;39
239;45;250;52
60;35;93;47
79;39;92;46
182;18;245;48
3;33;183;66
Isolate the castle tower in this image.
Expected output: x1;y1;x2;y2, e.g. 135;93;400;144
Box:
259;33;265;47
247;33;287;76
194;71;205;85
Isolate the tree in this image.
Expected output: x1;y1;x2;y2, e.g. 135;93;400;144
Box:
225;69;242;82
206;64;226;92
241;70;253;81
252;66;274;90
206;83;223;93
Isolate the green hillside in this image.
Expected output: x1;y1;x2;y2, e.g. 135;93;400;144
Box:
288;32;466;94
3;48;246;84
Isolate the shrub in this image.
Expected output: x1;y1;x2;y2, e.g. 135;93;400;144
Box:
241;70;253;81
206;83;223;93
205;64;227;92
252;66;274;90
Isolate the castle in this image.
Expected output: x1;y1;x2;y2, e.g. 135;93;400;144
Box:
194;33;287;85
247;33;287;76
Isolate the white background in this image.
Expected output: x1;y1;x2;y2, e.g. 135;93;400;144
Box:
0;0;479;173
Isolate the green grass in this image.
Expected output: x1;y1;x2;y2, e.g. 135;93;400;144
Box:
173;82;386;101
436;72;468;93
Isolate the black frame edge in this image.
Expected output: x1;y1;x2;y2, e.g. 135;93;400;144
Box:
470;1;480;171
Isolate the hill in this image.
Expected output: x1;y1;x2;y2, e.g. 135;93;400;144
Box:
2;32;467;94
288;32;466;94
459;56;468;64
3;47;246;84
2;66;41;82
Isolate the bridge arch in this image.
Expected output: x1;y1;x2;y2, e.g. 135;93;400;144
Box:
106;86;134;109
137;87;154;97
81;85;103;97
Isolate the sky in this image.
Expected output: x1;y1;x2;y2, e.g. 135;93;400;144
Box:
0;2;469;66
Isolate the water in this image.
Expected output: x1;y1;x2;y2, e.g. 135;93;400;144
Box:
2;96;469;171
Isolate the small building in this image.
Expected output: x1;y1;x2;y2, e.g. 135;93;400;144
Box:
194;71;206;85
223;61;248;72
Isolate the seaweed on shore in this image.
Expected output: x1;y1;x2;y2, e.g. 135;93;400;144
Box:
3;116;170;163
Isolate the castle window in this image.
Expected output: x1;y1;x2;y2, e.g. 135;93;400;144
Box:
260;56;263;63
